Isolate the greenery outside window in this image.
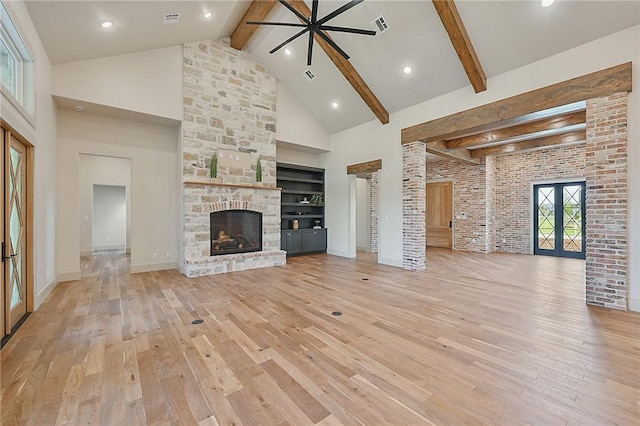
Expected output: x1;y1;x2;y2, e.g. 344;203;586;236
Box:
1;1;34;118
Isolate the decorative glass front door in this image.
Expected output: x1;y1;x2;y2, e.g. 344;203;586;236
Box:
533;182;586;259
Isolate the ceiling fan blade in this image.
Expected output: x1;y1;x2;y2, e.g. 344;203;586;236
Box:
317;0;365;26
319;25;377;36
279;0;310;24
312;0;319;22
246;21;307;28
269;27;310;54
316;30;350;61
307;30;315;66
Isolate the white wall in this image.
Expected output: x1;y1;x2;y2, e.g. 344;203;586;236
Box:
92;185;127;250
326;25;640;311
79;155;131;254
276;82;331;152
1;1;58;308
276;145;325;168
356;178;371;252
52;46;183;121
57;109;179;278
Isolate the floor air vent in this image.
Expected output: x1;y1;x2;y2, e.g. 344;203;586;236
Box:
371;15;389;35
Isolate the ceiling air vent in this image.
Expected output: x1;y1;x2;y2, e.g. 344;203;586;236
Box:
371;15;389;35
163;13;180;24
304;69;316;81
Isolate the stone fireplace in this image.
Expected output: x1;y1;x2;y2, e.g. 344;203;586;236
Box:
181;38;286;277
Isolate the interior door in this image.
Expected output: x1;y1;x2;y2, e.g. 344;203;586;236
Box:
0;128;4;336
5;132;27;331
426;181;452;249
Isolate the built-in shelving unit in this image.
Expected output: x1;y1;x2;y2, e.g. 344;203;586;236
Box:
277;163;327;256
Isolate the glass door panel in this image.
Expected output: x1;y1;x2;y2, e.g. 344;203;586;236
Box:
534;182;585;259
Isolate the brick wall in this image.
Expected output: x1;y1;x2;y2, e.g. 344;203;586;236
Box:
492;145;586;253
402;142;427;270
370;171;379;253
427;160;489;252
585;93;628;309
182;38;284;275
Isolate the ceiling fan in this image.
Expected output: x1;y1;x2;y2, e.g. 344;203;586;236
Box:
247;0;376;66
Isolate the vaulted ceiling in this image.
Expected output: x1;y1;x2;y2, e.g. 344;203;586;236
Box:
25;1;640;135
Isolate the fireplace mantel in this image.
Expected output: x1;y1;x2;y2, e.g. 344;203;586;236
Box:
183;180;281;191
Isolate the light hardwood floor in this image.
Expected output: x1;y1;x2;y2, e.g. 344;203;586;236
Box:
1;249;639;425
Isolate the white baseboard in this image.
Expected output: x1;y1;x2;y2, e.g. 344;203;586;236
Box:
92;244;126;251
378;257;402;268
327;249;355;258
629;297;640;312
58;270;81;282
130;262;178;274
35;275;59;308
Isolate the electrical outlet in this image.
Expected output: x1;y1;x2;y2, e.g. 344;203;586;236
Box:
502;238;506;243
152;252;158;259
166;251;171;257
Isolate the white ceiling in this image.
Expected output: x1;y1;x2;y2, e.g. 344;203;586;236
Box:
25;1;640;134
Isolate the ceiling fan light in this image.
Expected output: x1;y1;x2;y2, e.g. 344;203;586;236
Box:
541;0;555;7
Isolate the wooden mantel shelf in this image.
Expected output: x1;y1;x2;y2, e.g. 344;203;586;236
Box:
183;180;281;191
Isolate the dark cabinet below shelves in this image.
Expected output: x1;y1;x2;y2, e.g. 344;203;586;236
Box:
281;228;327;256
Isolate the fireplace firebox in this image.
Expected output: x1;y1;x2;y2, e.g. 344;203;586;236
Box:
210;210;262;256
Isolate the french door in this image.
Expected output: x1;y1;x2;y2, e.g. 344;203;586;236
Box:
1;123;31;341
533;181;586;259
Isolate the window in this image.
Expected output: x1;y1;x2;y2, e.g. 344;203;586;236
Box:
0;1;34;116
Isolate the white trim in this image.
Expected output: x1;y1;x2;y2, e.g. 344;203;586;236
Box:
327;249;355;258
92;244;126;251
529;177;587;254
379;257;402;268
58;271;81;282
35;275;59;308
130;262;177;274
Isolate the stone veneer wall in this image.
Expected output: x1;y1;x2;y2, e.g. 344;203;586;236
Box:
492;145;586;253
182;38;285;276
426;159;489;252
585;93;628;309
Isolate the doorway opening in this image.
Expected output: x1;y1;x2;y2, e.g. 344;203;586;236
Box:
79;155;131;276
533;181;586;259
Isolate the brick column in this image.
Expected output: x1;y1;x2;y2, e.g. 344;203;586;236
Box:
585;93;628;310
370;171;379;253
402;141;427;270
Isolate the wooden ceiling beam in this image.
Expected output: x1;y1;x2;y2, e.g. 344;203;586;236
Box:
288;0;389;125
445;111;586;150
469;130;586;159
347;159;382;175
432;0;487;93
230;0;279;51
426;141;480;165
402;62;632;144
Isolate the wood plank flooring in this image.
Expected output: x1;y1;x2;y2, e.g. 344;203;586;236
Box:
2;249;639;425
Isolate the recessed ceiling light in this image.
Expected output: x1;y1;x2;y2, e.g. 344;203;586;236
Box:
203;11;213;19
100;21;113;28
403;66;412;74
331;101;339;109
284;48;292;56
541;0;555;7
